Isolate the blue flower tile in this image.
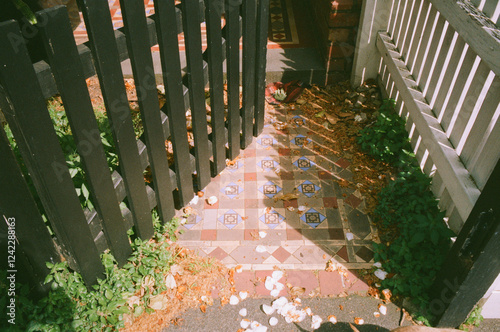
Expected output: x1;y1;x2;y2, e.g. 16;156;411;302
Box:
291;115;305;127
258;181;282;198
298;180;321;197
218;209;243;229
291;134;311;147
257;157;279;171
221;182;244;199
259;209;285;229
226;160;243;173
257;135;278;147
300;208;326;228
293;156;315;171
184;214;202;230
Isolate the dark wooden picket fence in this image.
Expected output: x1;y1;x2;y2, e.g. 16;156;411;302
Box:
0;0;269;289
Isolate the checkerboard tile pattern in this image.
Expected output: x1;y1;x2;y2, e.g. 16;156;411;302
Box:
177;105;377;270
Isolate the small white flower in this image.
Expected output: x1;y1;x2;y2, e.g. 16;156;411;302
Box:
230;295;240;305
269;317;278;326
157;84;165;94
305;307;313;316
239;308;247;317
374;269;388;280
275;282;285;291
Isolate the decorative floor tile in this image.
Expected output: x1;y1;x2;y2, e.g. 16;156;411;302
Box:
218;209;243;229
257;157;279;171
291;134;311;147
257;135;278;147
220;182;244;199
297;180;321;197
258;181;282;198
225;160;243;173
183;214;202;230
259;208;285;229
293;156;316;171
300;208;327;228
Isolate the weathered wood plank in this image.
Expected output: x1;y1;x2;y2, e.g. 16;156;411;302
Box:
254;0;270;136
377;31;480;220
0;20;103;285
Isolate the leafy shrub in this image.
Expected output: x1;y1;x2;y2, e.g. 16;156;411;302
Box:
357;99;412;166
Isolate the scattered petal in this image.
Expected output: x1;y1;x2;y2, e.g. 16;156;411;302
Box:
157;84;165;94
374;269;388;280
207;196;218;205
239;291;248;300
239;308;247;317
165;274;177;289
265;276;276;290
293;298;302;306
270;289;281;297
256;245;267;253
305;307;313;316
328;315;337;324
298;205;307;212
272;270;284;280
373;262;382;268
197;191;204;197
311;315;323;329
269;317;278;326
345;232;354;241
275;282;285;291
262;304;275;315
374;312;381;318
240;319;251;329
189;195;199;205
287;206;295;211
235;265;243;273
272;297;288;309
148;294;168;310
382;289;392;302
259;231;267;239
230;295;240;305
378;304;387;315
354;317;364;325
170;264;184;275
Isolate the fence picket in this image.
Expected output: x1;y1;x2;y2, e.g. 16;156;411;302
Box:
37;7;132;265
206;0;227;175
242;0;257;148
181;0;212;190
120;0;176;223
79;0;153;239
0;124;60;292
0;21;103;285
154;0;195;206
225;0;241;160
254;0;270;136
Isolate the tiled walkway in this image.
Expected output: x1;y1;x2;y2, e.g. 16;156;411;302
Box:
176;105;376;271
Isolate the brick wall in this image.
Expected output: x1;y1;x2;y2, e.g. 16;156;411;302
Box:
311;0;361;75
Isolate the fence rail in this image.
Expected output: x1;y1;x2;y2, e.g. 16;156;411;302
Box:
354;0;500;233
0;0;269;287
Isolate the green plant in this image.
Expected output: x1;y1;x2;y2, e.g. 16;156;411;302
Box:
460;306;483;331
273;88;287;101
357;99;412;166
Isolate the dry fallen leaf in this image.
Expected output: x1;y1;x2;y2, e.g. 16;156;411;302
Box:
339;305;344;311
326;113;339;124
289;286;306;297
200;304;207;313
273;193;299;202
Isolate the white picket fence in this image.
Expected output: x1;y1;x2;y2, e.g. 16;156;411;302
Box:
352;0;500;234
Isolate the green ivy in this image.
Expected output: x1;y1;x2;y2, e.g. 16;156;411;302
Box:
359;99;455;311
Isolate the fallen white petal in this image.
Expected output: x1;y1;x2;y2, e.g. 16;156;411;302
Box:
265;276;276;290
262;304;275;315
256;245;267;253
239;291;248;300
189;195;199;205
240;319;251;329
239;308;247;317
230;295;240;305
345;232;354;241
374;269;388;280
311;315;323;329
298;206;307;212
293;298;302;306
284;315;293;324
269;317;278;326
250;321;261;329
157;84;165;94
272;297;289;309
207;196;218;205
373;262;382;268
328;315;337;324
378;304;387;315
272;270;284;280
287;206;295;211
236;265;243;273
275;282;285;291
374;312;381;318
305;307;313;316
270;289;281;297
259;231;267;238
165;274;177;289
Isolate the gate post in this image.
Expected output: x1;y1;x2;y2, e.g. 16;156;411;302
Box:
430;159;500;327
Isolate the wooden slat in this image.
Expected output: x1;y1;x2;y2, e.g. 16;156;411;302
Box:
0;124;60;292
181;0;212;190
120;0;176;223
154;0;195;206
377;31;480;220
400;0;423;62
0;21;103;286
394;0;411;50
225;0;241;160
79;0;153;239
37;7;132;266
388;0;402;39
241;0;257;148
406;0;431;72
254;0;270;136
410;5;439;82
428;0;500;76
205;0;226;175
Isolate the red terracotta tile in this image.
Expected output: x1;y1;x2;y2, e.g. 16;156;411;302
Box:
255;271;286;297
208;247;228;261
285;270;319;296
272;247;291;263
336;158;351;168
348;278;370;295
286;228;302;240
244;172;257;181
283;199;298;209
244;229;259;241
319;271;346;296
345;194;363;209
323;197;338;208
336;246;349;262
201;229;217;241
278;148;291;156
244;149;256;157
233;271;256;295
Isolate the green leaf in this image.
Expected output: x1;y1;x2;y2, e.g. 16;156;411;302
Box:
430;229;439;245
105;289;113;300
82;183;90;200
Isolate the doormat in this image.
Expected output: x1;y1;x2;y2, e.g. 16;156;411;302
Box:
268;0;300;47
